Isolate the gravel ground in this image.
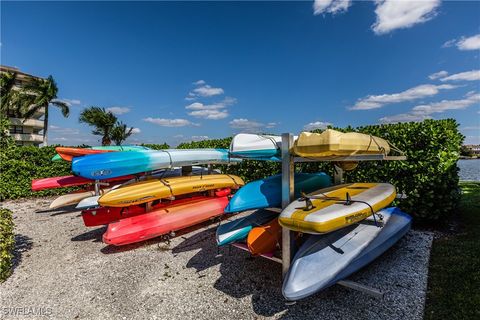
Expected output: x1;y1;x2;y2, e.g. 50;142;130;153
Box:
0;197;433;320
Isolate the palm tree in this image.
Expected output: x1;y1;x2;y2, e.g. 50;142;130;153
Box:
22;75;70;146
0;72;28;118
111;121;134;146
79;107;117;146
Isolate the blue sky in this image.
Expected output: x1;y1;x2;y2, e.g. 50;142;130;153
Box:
1;1;479;146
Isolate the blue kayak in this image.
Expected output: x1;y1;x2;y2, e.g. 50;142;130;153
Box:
71;149;241;180
216;209;280;246
282;207;412;301
224;172;331;213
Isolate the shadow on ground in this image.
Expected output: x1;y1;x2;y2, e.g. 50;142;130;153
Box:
71;226;106;242
11;234;33;271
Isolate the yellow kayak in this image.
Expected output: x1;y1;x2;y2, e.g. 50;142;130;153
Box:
279;183;396;234
293;129;390;158
98;174;244;207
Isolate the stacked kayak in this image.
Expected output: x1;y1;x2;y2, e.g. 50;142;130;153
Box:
52;145;150;161
72;149;240;180
217;172;331;256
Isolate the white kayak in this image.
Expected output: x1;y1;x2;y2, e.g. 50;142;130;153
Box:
229;134;297;160
282;207;411;301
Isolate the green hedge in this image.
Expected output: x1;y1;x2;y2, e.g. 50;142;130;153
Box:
0;208;15;282
0;119;463;223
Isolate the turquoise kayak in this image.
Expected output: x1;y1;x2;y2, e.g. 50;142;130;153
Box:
224;172;331;213
72;149;241;180
51;145;150;161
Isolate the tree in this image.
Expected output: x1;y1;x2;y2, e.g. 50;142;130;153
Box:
111;121;134;146
79;107;117;146
0;72;30;118
22;75;70;146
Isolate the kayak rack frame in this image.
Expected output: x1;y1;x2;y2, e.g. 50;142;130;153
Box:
279;132;406;298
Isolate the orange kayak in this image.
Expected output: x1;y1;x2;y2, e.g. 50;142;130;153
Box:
247;218;281;255
55;147;114;161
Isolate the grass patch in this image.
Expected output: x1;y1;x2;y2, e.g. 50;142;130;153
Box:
0;208;15;282
424;182;480;319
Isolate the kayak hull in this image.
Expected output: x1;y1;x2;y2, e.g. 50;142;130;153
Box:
216;209;279;246
103;196;230;246
224;172;331;213
72;149;240;180
282;207;411;301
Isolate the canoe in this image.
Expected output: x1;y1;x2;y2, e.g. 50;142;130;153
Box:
279;183;396;234
51;145;150;161
81;193;229;227
103;196;230;246
216;209;279;246
293;129;390;158
224;172;331;213
98;174;244;207
49;188;111;209
229;134;290;160
72;149;241;180
282;207;411;301
247;218;281;255
75;167;219;209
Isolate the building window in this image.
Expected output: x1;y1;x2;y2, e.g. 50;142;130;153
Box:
9;125;24;134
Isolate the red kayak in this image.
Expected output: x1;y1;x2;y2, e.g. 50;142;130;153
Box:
55;147;114;161
31;174;137;191
103;196;229;246
81;192;229;227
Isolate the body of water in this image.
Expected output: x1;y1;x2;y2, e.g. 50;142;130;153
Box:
458;159;480;181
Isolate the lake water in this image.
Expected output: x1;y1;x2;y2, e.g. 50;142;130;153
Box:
458;159;480;181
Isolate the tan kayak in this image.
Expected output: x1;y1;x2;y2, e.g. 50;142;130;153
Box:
49;188;111;209
293;129;390;158
98;174;244;207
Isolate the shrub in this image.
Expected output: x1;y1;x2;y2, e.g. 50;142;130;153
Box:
0;208;15;282
140;143;170;150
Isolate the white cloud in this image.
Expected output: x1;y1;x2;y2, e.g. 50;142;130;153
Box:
379;113;431;124
188;109;229;120
372;0;440;35
457;34;480;51
229;118;276;133
185;97;236;120
186;80;226;100
193;80;206;86
462;126;480;130
191;135;209;141
444;34;480;51
106;107;131;115
428;70;448;80
351;84;457;110
303;121;333;131
380;91;480;123
440;70;480;82
412;92;480;115
131;128;141;134
313;0;351;15
49;125;80;135
143;117;197;127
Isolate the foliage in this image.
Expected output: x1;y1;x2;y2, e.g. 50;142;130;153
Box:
79;107;117;146
0;144;74;200
111;121;134;146
460;145;474;157
0;208;15;282
140;143;170;150
424;182;480;319
22;75;70;145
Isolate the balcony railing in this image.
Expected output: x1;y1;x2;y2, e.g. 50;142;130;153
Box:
10;133;44;143
9;117;44;129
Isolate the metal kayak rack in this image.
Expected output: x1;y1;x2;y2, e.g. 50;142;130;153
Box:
231;132;406;300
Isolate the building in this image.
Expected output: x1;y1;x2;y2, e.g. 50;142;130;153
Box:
463;145;480;156
1;65;45;146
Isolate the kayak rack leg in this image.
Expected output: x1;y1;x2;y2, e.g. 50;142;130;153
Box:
337;280;384;299
333;165;344;185
281;133;295;278
94;180;100;196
